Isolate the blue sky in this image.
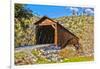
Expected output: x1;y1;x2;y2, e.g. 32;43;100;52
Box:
25;4;94;18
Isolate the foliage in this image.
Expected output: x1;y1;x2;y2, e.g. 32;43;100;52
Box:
15;4;33;19
14;4;40;47
14;18;36;47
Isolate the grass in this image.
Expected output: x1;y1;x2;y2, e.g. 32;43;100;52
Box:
36;57;49;64
15;51;94;65
63;56;94;62
31;50;40;56
15;52;27;59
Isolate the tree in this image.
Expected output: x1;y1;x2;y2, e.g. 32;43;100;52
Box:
14;4;34;47
15;4;33;20
15;4;34;30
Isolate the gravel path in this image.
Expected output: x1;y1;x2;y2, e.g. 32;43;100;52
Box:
15;44;56;52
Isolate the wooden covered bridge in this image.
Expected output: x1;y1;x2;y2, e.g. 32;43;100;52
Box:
34;16;80;50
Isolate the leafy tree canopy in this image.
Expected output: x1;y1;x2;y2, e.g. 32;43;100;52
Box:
15;4;33;19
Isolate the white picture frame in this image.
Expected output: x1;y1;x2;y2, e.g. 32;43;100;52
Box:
10;0;95;69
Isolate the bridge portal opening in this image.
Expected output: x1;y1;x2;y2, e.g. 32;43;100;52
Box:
36;25;55;44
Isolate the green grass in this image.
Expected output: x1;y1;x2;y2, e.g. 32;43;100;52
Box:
31;50;40;56
63;56;94;62
15;52;27;59
36;57;49;64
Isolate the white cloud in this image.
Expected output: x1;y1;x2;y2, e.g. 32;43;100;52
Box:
85;8;94;14
70;7;79;12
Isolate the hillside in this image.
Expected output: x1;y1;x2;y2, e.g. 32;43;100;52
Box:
14;15;40;47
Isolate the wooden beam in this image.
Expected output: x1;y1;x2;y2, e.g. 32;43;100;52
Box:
51;24;56;29
54;24;58;47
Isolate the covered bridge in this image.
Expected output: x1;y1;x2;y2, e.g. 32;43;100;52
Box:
34;16;80;49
